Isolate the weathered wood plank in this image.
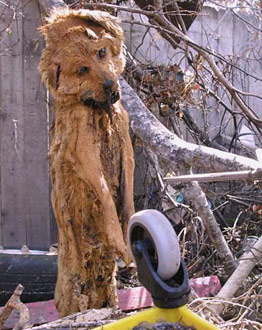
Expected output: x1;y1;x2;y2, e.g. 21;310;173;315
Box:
0;0;52;249
22;0;51;249
0;0;27;248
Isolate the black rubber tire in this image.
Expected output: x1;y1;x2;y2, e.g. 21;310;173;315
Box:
0;253;57;306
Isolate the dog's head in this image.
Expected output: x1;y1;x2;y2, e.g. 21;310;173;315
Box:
39;8;126;121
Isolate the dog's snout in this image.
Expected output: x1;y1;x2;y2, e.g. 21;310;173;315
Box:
103;79;114;92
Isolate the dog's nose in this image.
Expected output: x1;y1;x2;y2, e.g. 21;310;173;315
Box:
103;80;114;92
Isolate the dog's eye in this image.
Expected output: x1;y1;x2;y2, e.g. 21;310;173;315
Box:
77;66;90;74
98;48;107;59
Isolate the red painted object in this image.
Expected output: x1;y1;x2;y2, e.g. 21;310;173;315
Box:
118;286;153;311
190;276;221;298
0;276;221;329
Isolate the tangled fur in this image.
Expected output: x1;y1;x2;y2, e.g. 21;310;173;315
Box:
39;8;134;316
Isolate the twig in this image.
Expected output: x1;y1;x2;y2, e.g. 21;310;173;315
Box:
146;9;262;128
0;284;29;330
231;8;262;32
237;282;262;321
164;169;262;184
173;1;187;34
37;0;66;14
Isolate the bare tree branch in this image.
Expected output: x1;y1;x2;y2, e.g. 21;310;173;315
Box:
164;169;262;184
120;77;262;172
0;284;29;330
37;0;66;14
148;10;262;128
173;1;187;34
184;181;237;275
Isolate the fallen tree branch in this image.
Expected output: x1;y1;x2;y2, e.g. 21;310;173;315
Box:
29;320;113;330
164;169;262;184
120;78;262;173
0;284;30;330
27;308;123;330
211;235;262;315
0;284;24;329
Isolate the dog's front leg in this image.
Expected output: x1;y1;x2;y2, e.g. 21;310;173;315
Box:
67;112;127;258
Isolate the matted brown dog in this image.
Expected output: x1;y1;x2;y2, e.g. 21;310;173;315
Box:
39;8;134;316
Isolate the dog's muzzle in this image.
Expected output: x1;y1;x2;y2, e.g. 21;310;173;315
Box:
81;92;120;123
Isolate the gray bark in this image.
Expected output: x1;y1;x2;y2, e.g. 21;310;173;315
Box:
184;181;237;274
212;235;262;315
120;78;261;173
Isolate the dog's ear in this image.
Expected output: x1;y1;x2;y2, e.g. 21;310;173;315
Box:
39;50;61;93
39;59;55;92
40;61;80;95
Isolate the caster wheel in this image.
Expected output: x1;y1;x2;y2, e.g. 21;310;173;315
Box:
127;209;181;281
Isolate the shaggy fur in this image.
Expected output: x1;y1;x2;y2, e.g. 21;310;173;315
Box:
39;8;134;316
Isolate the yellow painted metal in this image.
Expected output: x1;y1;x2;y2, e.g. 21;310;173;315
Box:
93;306;219;330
